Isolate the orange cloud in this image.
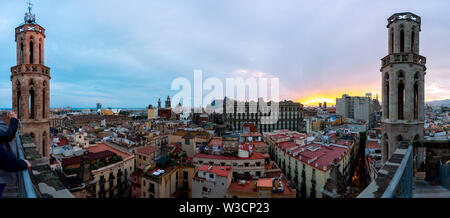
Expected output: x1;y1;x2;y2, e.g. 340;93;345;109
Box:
293;89;381;106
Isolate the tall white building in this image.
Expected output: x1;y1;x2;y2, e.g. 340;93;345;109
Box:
336;94;375;127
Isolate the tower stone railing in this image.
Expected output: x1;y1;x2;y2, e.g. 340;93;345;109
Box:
381;53;427;69
11;64;50;76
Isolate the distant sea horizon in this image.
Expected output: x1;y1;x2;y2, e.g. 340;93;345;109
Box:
0;107;147;111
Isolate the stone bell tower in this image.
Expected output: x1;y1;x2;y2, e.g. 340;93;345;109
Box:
11;2;51;158
381;12;426;163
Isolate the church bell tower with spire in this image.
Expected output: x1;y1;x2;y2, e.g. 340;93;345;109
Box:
11;2;51;158
381;12;426;163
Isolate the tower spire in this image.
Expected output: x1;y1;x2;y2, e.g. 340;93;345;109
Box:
24;0;36;24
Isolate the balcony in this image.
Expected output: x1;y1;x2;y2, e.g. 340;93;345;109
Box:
381;53;426;69
11;64;50;76
3;132;74;198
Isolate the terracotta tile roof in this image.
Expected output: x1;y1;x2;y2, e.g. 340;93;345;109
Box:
61;150;115;167
257;178;273;188
136;146;159;155
194;152;266;160
294;143;348;172
198;165;231;177
241;132;262;137
87;143;132;159
366;140;381;149
208;137;223;147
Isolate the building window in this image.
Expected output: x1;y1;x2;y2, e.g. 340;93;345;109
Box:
149;183;155;193
29;40;34;64
400;29;405;52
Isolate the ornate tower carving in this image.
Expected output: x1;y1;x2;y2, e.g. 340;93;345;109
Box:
11;3;51;158
381;12;426;163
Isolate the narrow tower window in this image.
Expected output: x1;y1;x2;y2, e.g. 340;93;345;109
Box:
29;88;35;119
385;73;390;119
411;30;415;53
42;82;46;119
400;29;405;53
390;30;394;54
29;41;34;64
39;43;42;64
414;82;419;119
398;81;405;120
42;132;47;157
20;42;24;64
17;82;21;119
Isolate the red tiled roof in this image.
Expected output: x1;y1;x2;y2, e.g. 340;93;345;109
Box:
248;141;267;147
366;140;381;149
277;141;298;151
136;146;158;156
257;178;273;188
194;152;266;160
208;137;223;147
198;165;231;177
295;143;348;172
61;150;115;167
87;143;132;159
56;138;69;147
241;132;262;137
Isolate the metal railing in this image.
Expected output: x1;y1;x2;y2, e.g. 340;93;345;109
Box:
358;143;413;198
15;132;37;198
382;145;413;198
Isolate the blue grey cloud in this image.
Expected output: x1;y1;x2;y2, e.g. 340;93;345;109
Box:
0;0;449;108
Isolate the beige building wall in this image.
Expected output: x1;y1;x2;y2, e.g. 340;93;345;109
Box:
92;156;135;198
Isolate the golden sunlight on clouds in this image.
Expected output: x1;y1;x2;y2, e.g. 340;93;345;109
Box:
296;90;381;107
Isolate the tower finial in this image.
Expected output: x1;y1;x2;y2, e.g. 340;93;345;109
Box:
24;0;36;24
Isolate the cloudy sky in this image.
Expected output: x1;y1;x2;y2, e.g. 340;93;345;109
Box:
0;0;449;108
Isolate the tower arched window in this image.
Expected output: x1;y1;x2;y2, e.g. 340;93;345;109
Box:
414;72;419;119
29;87;35;119
17;81;21;119
400;29;405;53
29;40;34;64
42;132;47;157
390;29;394;54
39;43;42;64
42;81;47;119
398;72;405;120
20;41;24;64
385;73;390;119
411;29;415;53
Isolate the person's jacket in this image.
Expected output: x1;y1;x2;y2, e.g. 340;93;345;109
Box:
0;118;28;184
